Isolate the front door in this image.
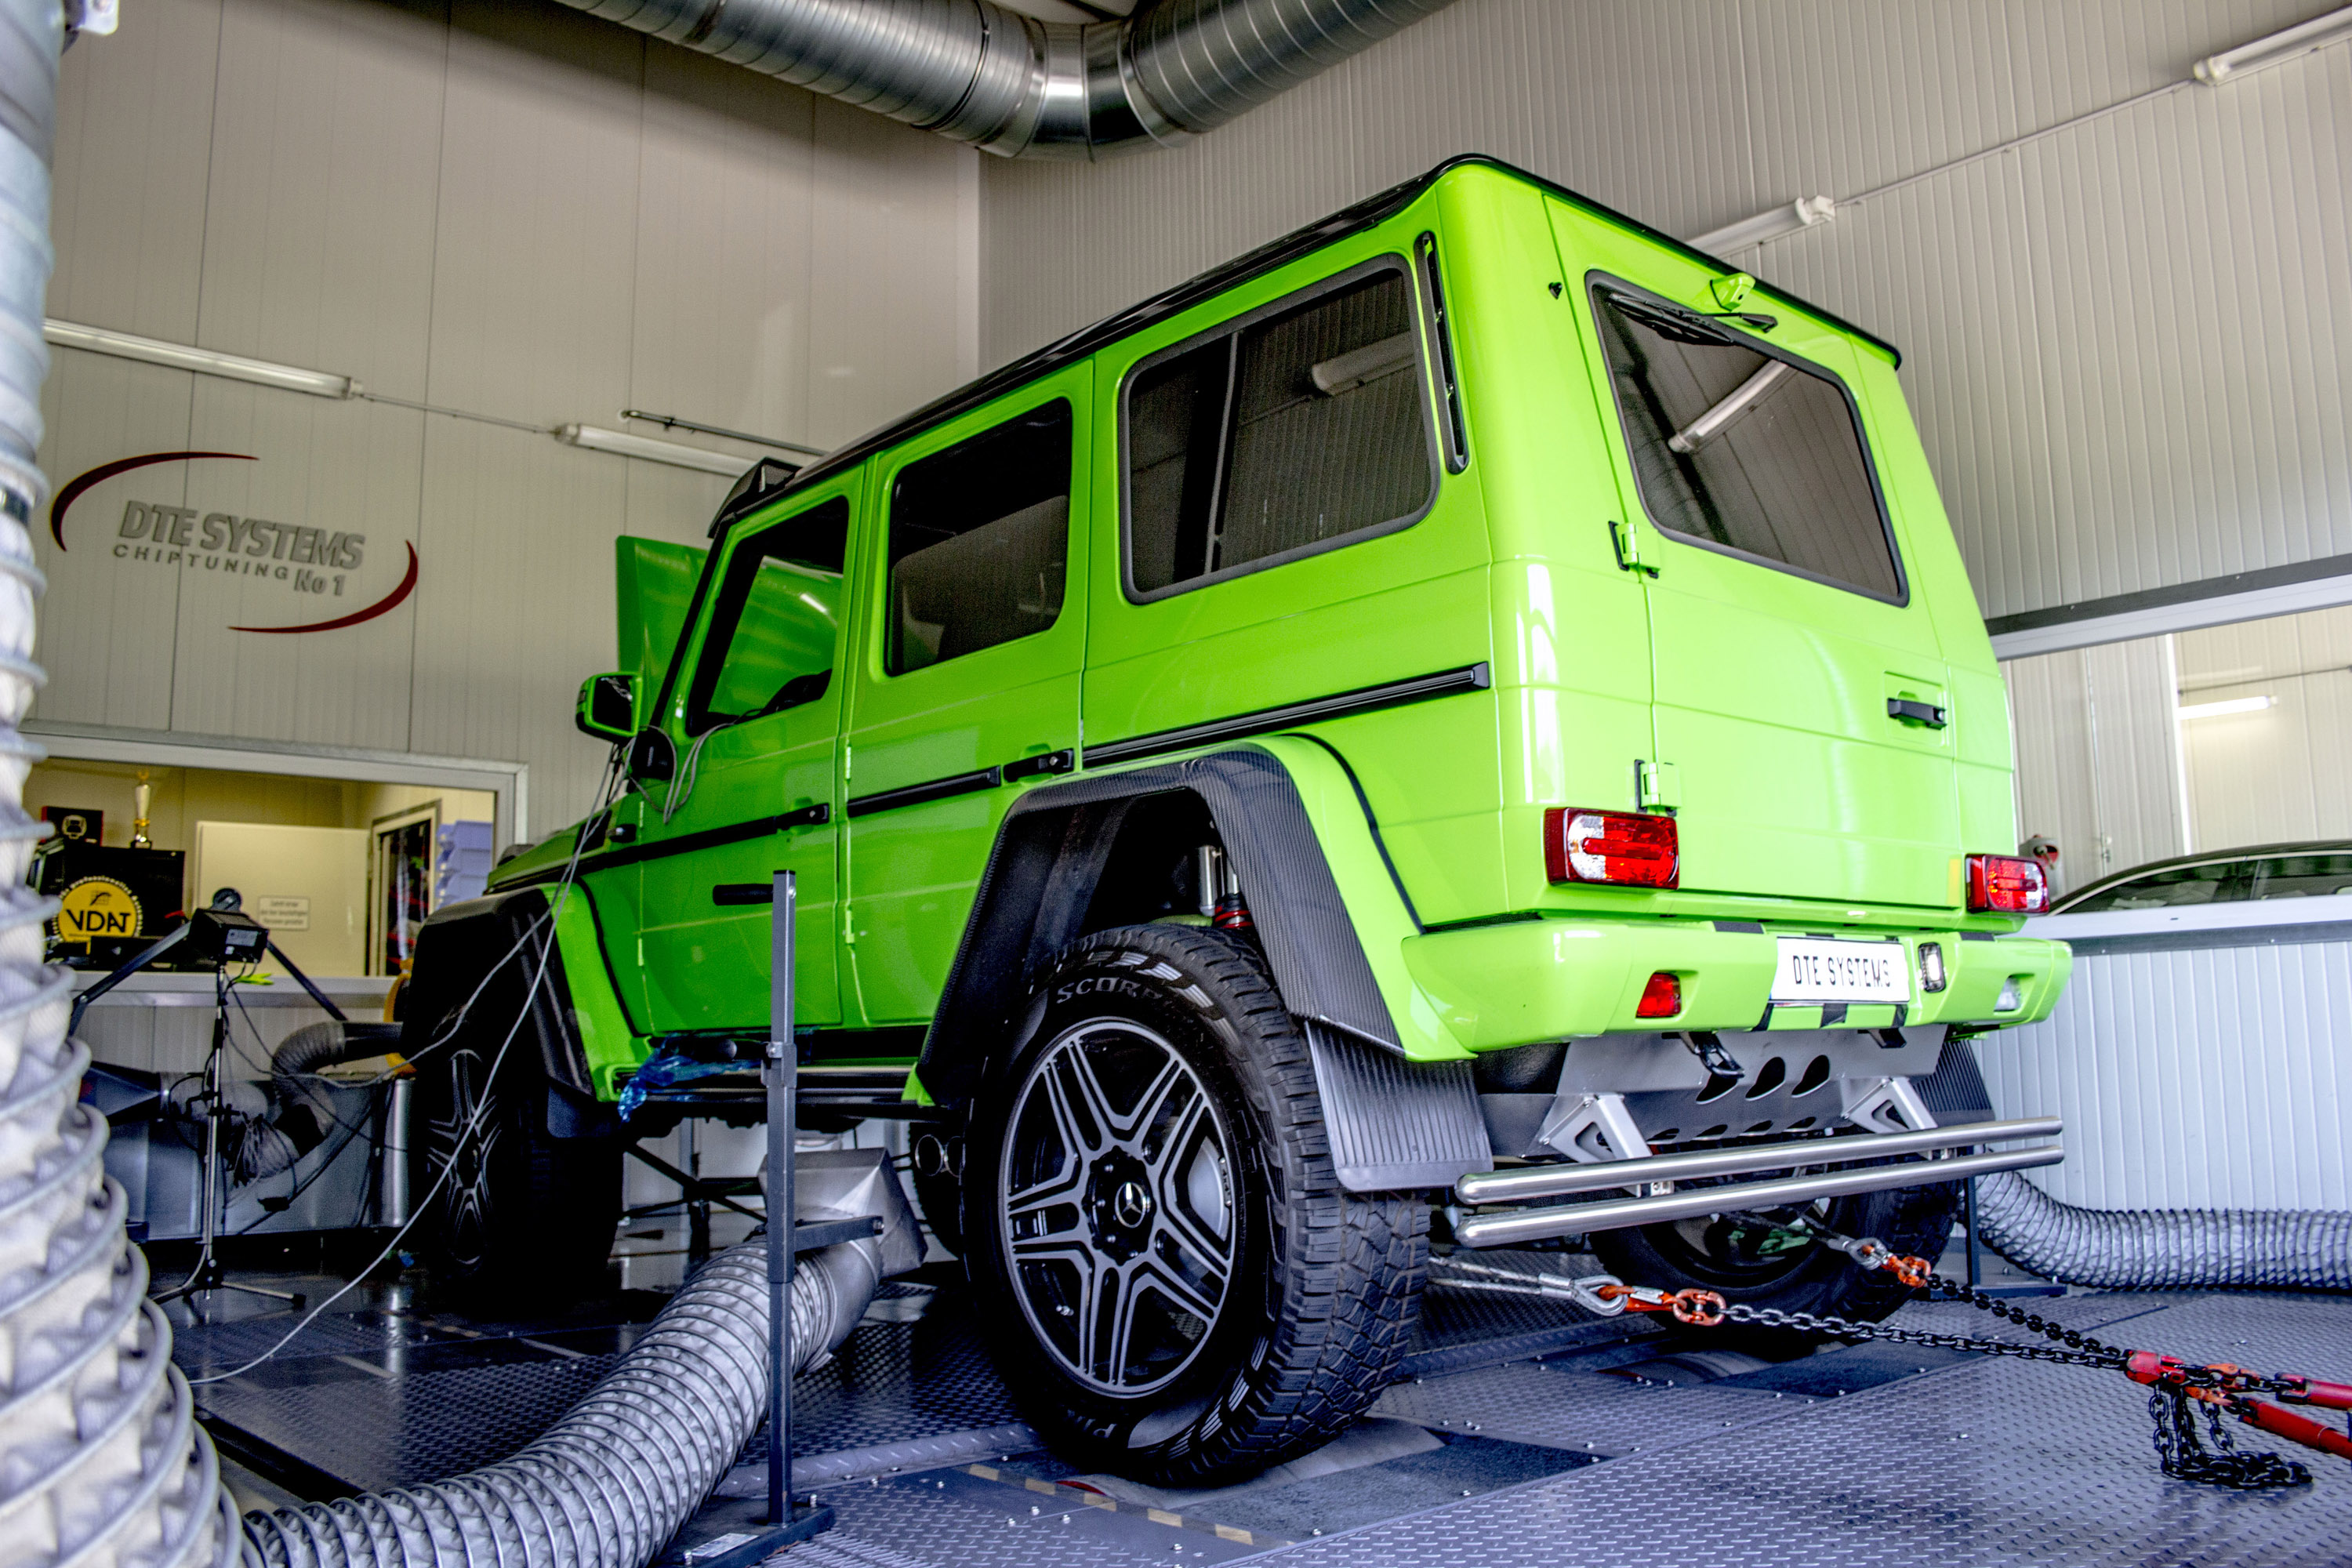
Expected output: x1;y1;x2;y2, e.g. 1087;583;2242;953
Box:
843;376;1089;1024
633;481;858;1033
1558;220;1961;909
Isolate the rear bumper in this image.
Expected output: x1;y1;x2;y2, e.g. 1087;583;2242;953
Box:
1401;916;2071;1051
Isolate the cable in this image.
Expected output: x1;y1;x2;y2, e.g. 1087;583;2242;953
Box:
187;757;622;1385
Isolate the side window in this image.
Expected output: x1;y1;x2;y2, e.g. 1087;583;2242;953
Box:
685;498;849;734
2249;852;2352;900
2065;860;2242;913
887;401;1072;674
1592;283;1902;602
1124;265;1435;598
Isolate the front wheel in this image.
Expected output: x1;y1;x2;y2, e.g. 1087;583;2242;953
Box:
964;924;1428;1487
409;1044;621;1303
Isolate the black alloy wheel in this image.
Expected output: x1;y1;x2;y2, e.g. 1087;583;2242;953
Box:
409;1041;620;1302
964;923;1427;1487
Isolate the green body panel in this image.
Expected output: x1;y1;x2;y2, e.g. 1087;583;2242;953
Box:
488;160;2063;1100
552;883;642;1098
615;535;707;714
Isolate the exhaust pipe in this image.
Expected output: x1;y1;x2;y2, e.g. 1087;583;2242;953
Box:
1455;1115;2063;1207
1455;1140;2064;1247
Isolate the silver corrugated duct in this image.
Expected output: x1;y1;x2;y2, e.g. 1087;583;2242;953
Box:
0;4;240;1567
241;1240;885;1568
557;0;1457;158
1973;1170;2352;1291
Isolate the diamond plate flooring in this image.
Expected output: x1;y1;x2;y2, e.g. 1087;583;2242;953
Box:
176;1258;2352;1566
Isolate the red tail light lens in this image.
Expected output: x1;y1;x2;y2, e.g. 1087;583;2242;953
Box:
1635;971;1682;1018
1966;854;2050;914
1544;808;1679;888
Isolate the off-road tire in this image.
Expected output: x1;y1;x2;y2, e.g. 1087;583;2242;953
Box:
409;1042;621;1303
964;923;1428;1487
1590;1171;1961;1330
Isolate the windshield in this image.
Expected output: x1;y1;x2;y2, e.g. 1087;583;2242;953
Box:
1592;285;1900;601
2061;860;2238;913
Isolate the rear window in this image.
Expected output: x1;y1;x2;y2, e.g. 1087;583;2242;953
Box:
887;401;1072;675
1592;283;1901;601
1124;263;1436;598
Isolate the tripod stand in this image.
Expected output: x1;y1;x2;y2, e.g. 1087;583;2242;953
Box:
75;894;346;1319
152;976;307;1316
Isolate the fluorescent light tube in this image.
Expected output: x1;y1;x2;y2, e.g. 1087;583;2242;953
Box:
1688;195;1837;254
556;423;750;477
2195;6;2352;84
44;319;358;397
2176;695;2275;719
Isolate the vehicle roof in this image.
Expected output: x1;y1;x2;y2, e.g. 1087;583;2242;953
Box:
713;154;1904;535
2052;839;2352;909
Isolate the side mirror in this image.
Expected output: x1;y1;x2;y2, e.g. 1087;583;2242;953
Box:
575;672;635;742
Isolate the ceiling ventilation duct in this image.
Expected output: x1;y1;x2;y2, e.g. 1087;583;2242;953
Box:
556;0;1457;158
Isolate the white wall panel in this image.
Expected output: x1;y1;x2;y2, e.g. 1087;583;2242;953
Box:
195;0;448;403
982;0;2352;625
1977;940;2352;1210
34;0;975;844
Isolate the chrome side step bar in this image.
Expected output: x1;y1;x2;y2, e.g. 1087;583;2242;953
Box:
1451;1118;2065;1250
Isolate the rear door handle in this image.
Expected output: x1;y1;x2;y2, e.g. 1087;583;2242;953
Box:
1886;698;1947;728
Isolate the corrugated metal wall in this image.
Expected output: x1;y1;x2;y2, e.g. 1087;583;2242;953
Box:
1976;939;2352;1209
35;0;977;834
980;0;2352;626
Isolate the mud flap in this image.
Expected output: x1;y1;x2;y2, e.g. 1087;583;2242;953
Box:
1305;1022;1493;1192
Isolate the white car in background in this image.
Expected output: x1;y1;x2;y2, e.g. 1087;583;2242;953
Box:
2032;841;2352;942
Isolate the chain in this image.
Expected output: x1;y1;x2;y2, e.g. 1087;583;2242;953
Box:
2148;1386;2313;1489
1462;1208;2332;1491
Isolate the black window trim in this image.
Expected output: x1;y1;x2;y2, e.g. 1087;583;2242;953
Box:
877;391;1080;681
1588;271;1911;610
1415;231;1469;474
1116;254;1444;607
681;492;851;737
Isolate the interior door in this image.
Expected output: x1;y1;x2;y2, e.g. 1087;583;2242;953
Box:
1563;249;1960;910
632;481;858;1033
843;376;1088;1025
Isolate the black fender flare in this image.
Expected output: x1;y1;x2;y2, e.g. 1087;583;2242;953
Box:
918;749;1489;1192
401;886;618;1138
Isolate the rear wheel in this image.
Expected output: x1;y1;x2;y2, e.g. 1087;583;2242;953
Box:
1590;1171;1959;1328
964;924;1427;1486
410;1044;621;1303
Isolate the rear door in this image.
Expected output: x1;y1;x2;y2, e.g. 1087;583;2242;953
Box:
842;377;1088;1024
1559;234;1960;909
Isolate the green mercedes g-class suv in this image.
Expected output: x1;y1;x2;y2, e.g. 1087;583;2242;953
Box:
403;156;2069;1486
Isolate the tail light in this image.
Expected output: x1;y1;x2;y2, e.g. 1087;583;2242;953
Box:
1965;854;2050;915
1635;971;1682;1018
1544;808;1679;888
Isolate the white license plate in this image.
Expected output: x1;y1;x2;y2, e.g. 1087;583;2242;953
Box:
1770;937;1911;1005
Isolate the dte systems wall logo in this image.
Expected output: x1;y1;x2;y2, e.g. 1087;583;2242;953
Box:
49;450;419;633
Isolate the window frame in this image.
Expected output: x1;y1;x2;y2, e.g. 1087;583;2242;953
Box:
1116;255;1446;606
681;495;851;737
878;394;1077;679
1587;271;1911;609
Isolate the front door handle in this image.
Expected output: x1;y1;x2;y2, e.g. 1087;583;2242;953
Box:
1886;698;1948;728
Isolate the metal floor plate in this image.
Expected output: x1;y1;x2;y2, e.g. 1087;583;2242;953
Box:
178;1261;2352;1566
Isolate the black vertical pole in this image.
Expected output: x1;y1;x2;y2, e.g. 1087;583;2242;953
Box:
765;869;797;1526
1965;1175;1983;1290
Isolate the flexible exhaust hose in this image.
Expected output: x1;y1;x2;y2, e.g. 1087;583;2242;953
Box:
1972;1169;2352;1291
0;2;241;1566
240;1239;880;1568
